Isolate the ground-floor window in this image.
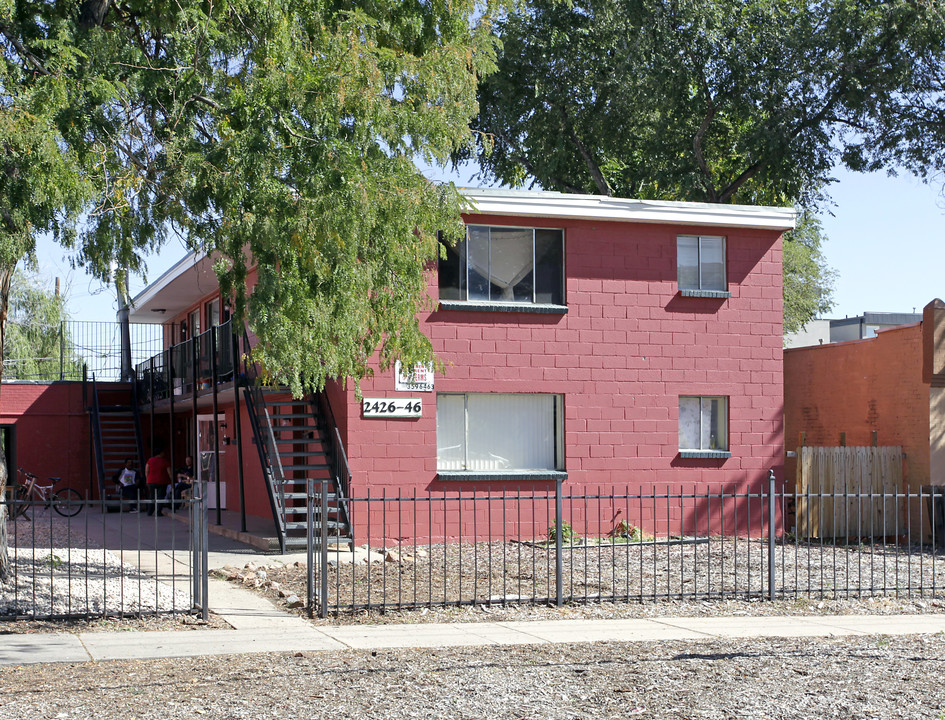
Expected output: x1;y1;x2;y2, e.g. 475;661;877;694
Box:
437;393;564;472
678;396;728;454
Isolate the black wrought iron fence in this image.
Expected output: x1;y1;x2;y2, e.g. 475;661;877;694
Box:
0;490;208;621
306;478;945;617
3;321;164;382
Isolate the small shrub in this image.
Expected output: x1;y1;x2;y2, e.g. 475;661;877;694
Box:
611;520;644;543
548;518;580;545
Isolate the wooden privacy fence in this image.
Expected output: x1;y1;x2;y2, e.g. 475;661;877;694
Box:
796;445;903;539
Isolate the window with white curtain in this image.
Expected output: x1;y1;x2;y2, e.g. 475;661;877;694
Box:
677;235;726;292
678;396;728;452
437;393;564;471
439;226;564;305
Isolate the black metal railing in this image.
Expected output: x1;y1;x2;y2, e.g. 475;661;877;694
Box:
1;490;208;621
135;319;234;404
3;321;164;382
305;477;945;617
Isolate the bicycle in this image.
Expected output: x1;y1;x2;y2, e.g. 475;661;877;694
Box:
9;468;83;519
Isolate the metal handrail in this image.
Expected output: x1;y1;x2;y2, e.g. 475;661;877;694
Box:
88;375;107;501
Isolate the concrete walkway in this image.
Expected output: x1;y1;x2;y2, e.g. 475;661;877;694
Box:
5;611;945;666
4;512;945;667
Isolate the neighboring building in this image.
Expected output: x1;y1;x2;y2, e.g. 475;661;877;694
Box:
124;189;794;548
784;299;945;492
785;312;922;348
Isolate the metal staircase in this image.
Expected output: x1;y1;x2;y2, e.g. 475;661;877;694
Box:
243;383;351;552
88;377;146;504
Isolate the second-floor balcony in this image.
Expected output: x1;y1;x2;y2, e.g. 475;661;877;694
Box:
136;318;241;405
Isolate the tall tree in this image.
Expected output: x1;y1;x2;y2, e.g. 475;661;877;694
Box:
470;0;945;324
474;0;945;204
782;214;836;336
4;269;83;380
0;0;503;578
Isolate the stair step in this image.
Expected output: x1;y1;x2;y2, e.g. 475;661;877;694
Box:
281;492;339;501
272;437;325;445
280;464;331;472
100;406;134;413
266;413;315;420
284;520;347;531
283;537;352;549
266;401;311;407
277;451;328;458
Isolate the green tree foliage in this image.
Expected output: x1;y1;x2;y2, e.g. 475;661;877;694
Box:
470;0;945;329
0;0;504;578
782;215;836;336
474;0;945;205
3;269;83;380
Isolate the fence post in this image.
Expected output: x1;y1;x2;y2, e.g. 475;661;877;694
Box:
320;478;329;619
768;468;776;601
201;479;209;621
59;321;65;380
306;478;315;618
555;476;563;607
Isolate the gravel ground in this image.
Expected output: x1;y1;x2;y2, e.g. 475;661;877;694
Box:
218;537;945;623
1;613;229;634
1;634;943;719
2;512;222;629
0;547;193;617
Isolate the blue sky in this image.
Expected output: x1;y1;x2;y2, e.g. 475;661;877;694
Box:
34;163;945;325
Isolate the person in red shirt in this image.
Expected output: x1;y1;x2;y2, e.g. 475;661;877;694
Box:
145;446;173;516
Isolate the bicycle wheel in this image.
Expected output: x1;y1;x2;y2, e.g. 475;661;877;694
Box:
52;488;83;517
10;486;30;519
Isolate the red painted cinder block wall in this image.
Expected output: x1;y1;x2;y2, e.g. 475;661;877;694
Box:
0;383;91;495
784;323;928;489
340;213;785;540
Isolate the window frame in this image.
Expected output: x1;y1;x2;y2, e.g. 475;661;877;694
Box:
678;395;731;459
438;225;567;313
677;235;731;298
206;297;221;328
436;392;567;480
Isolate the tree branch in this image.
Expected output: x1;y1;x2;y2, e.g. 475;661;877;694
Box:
556;104;613;196
489;127;586;194
0;25;50;76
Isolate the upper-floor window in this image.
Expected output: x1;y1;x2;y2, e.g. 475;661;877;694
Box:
439;226;564;306
677;235;727;296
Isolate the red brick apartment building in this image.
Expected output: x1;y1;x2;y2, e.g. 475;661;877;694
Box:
3;189;794;548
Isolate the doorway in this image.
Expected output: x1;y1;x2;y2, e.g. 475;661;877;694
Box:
196;414;226;510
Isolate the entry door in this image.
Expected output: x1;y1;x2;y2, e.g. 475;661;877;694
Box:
196;414;225;508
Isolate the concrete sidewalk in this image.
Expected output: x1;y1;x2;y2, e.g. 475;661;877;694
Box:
4;612;945;666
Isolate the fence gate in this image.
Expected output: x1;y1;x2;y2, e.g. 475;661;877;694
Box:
796;445;903;539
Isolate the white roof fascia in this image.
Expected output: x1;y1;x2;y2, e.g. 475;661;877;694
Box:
128;249;205;321
460;188;797;231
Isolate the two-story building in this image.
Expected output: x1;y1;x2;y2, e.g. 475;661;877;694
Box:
123;188;793;549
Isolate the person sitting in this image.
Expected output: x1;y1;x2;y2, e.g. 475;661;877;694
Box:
112;458;139;512
166;455;195;512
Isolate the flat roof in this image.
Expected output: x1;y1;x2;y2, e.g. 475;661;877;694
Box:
460;188;796;231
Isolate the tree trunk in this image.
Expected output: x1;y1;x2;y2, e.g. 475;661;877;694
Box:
0;264;12;581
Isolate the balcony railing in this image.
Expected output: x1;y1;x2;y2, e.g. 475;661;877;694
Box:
3;321;164;382
136;318;236;404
